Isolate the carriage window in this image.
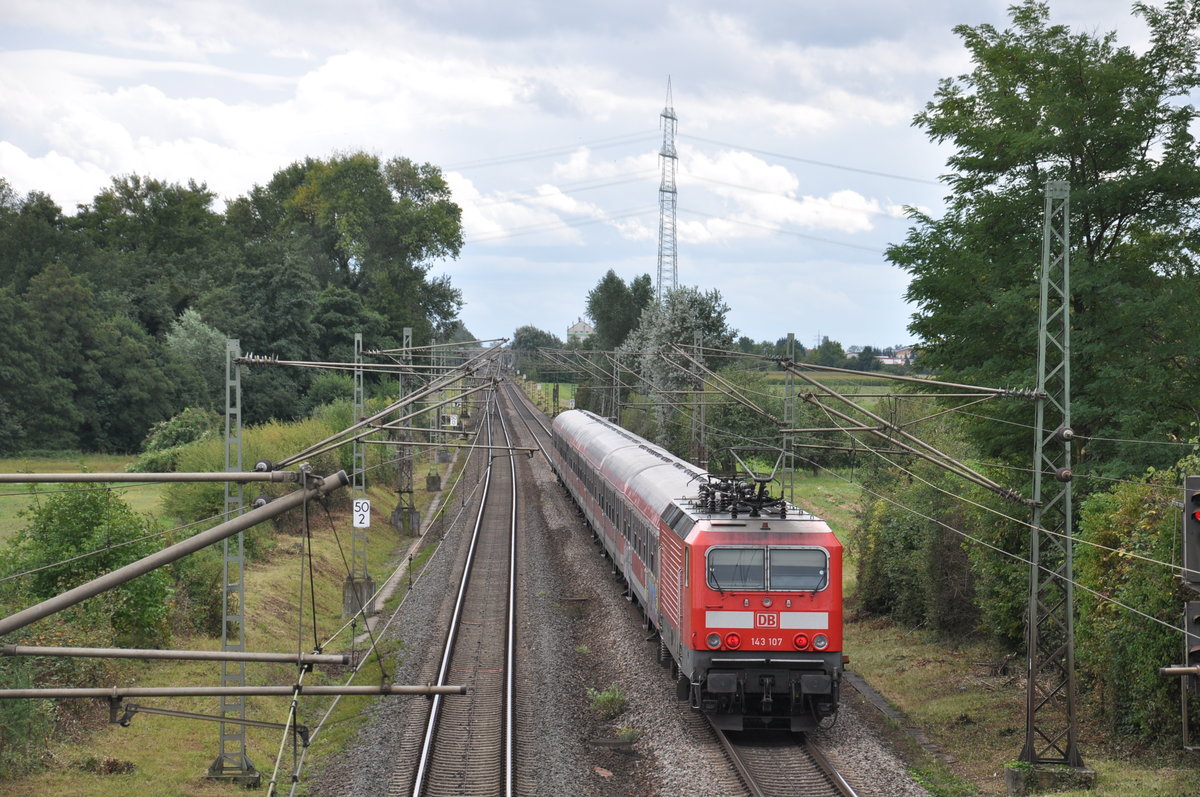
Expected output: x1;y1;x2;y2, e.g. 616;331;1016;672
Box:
770;548;828;591
706;547;765;591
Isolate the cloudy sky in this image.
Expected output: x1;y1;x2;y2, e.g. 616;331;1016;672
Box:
0;0;1153;350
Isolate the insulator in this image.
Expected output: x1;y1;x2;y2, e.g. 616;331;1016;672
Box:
1055;467;1073;483
254;459;273;472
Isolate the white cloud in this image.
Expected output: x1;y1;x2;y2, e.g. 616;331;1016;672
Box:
0;142;110;210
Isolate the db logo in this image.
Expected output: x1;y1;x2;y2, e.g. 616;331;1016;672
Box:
755;612;778;628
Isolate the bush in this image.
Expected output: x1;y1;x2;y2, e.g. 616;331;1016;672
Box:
5;488;172;648
855;498;929;625
1075;458;1196;742
130;408;220;473
586;685;628;720
307;373;354;407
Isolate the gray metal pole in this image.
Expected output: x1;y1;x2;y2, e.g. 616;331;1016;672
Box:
345;332;374;618
0;645;348;665
0;471;349;637
218;339;252;782
1021;180;1083;768
0;471;300;483
0;684;467;699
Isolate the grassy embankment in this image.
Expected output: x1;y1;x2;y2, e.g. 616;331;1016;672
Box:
794;473;1197;797
0;448;460;796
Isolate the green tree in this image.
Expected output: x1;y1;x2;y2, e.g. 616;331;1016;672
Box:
511;325;563;380
72;174;233;335
0;181;74;294
808;337;847;368
889;0;1200;477
164;308;227;412
851;345;884;371
620;285;736;449
233;152;464;341
585;269;653;350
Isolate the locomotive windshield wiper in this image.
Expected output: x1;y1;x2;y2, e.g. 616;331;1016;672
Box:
709;566;725;595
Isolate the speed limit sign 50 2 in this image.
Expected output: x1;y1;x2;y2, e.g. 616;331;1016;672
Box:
353;499;371;528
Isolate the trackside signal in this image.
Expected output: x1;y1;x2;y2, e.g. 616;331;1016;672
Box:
1185;476;1200;587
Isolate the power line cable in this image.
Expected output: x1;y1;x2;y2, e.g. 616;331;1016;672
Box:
803;391;1184;576
686;173;910;219
467;171;657;209
640;347;1185;576
796;452;1187;639
680;133;940;185
465;206;655;244
656;396;1187;633
678;207;885;253
445;131;658;170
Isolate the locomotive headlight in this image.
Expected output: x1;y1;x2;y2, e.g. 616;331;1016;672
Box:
813;634;829;650
724;633;741;649
706;633;722;649
761;597;773;608
793;633;810;650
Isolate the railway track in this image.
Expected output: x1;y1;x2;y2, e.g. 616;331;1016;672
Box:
517;381;861;796
712;720;859;797
504;380;862;796
390;396;520;796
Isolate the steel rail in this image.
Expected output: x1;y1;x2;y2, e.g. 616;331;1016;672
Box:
806;736;860;797
707;719;766;797
496;392;519;797
502;379;553;459
707;716;859;797
411;396;502;797
0;685;466;699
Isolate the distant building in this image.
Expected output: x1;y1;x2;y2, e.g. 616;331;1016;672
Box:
567;318;594;344
877;346;917;367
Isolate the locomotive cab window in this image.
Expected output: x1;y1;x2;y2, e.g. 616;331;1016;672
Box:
770;547;828;591
706;546;829;592
707;547;765;590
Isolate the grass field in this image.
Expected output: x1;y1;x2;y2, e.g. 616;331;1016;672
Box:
0;448;462;795
0;455;166;545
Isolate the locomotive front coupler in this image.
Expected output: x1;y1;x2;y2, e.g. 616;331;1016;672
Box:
760;675;775;712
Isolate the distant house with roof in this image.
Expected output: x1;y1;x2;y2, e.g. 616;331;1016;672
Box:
567;318;594;344
877;345;917;367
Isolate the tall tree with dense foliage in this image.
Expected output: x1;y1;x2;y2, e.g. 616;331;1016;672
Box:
620;285;736;450
72;175;234;335
229;152;464;343
510;325;563;380
585;269;654;350
888;0;1200;477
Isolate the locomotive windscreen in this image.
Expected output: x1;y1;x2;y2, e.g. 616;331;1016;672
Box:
707;547;765;590
706;546;829;592
769;548;828;591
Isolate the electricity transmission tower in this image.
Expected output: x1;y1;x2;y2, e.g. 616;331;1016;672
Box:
656;78;678;302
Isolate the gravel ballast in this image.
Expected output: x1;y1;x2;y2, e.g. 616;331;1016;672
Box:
308;392;928;795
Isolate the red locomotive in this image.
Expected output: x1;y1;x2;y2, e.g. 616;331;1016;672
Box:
551;409;842;731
